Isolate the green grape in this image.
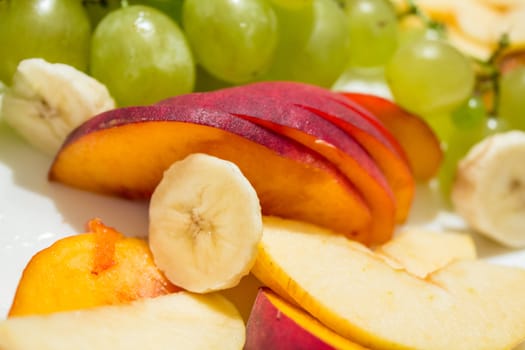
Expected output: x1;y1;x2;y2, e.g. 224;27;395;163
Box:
398;21;443;47
498;66;525;130
83;0;121;27
263;0;350;87
486;116;510;135
91;5;195;107
182;0;278;84
0;0;91;84
386;38;475;117
339;0;398;68
438;113;487;202
438;123;486;204
451;95;486;130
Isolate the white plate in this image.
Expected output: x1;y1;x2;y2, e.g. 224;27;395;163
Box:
1;120;525;332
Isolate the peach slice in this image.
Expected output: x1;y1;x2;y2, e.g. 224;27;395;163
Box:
161;89;395;245
339;92;443;181
49;104;370;239
8;219;179;317
214;81;414;224
245;288;368;350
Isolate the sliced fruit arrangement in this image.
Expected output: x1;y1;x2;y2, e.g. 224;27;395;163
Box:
160;81;413;241
47;81;443;245
5;214;525;349
8;218;179;317
5;150;525;348
452;130;525;248
48;101;371;242
0;292;246;350
252;216;525;350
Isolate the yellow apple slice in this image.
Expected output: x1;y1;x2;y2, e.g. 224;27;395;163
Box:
253;216;525;350
375;228;477;278
0;292;245;350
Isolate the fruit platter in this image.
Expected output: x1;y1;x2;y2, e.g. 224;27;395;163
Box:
1;0;525;349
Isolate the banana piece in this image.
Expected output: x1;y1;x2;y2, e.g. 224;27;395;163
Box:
148;153;263;293
452;131;525;248
1;58;115;155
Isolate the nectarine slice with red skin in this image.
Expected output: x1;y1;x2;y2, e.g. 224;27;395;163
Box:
50;104;371;238
165;89;395;245
245;288;369;350
251;82;414;223
171;81;414;225
8;219;179;317
339;92;443;181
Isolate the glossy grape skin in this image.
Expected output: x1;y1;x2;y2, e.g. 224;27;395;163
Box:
438;121;486;203
0;0;91;84
499;66;525;130
182;0;278;84
451;95;486;130
386;38;475;117
340;0;398;68
263;0;350;87
90;5;195;107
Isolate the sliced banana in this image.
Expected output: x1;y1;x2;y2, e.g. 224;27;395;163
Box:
452;131;525;248
1;58;115;155
149;153;263;293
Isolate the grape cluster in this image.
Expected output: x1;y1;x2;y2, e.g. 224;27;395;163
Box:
0;0;523;199
0;0;354;106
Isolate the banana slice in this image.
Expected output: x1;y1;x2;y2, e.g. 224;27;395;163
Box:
452;131;525;248
149;153;263;293
1;58;115;155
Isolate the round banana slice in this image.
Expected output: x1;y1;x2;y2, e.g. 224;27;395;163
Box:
149;153;263;293
452;131;525;248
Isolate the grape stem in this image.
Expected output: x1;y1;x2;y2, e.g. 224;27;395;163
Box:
397;0;446;36
473;33;510;116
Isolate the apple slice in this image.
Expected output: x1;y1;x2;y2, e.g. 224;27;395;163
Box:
162;90;395;245
8;219;179;317
253;216;525;350
245;287;368;350
375;228;477;278
339;92;443;181
0;292;245;350
49;104;370;239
